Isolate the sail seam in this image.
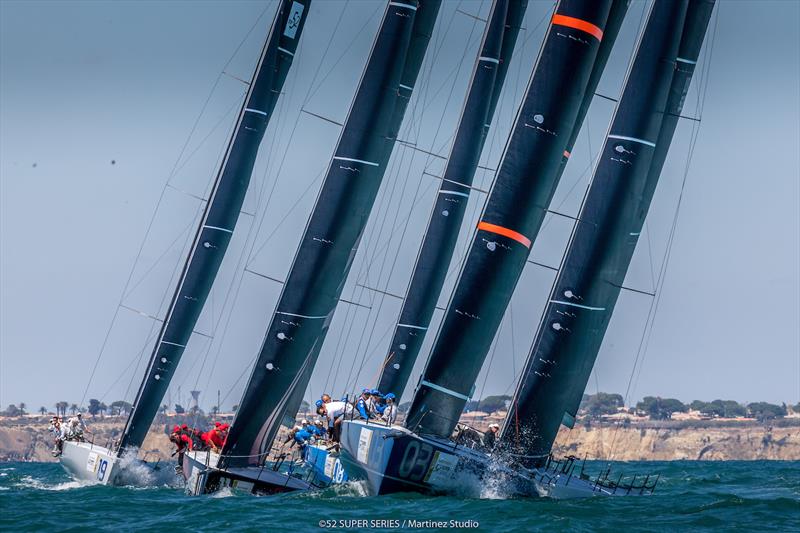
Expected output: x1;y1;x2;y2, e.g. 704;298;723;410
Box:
549;299;605;311
397;323;427;330
608;134;656;147
333;156;380;167
276;311;328;319
245;108;268;116
438;190;469;198
388;1;417;11
203;225;233;233
420;380;470;401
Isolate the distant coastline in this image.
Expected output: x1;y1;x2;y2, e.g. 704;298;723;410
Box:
1;412;799;463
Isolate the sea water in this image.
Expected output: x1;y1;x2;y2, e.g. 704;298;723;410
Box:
1;461;798;531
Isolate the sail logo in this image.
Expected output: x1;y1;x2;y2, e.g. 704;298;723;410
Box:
284;2;304;39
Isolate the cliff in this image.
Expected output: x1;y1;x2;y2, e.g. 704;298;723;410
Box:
1;415;799;462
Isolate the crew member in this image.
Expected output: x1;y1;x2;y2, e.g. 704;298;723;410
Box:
320;399;353;442
201;424;226;452
356;389;372;420
169;425;193;472
49;417;63;456
381;393;397;425
483;423;500;450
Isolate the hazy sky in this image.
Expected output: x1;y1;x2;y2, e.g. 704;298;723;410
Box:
1;0;798;414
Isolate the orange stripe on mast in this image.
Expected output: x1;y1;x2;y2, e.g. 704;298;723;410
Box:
477;221;531;249
552;14;603;41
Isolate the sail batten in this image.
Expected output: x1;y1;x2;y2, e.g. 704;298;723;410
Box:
404;0;629;439
376;0;527;400
117;0;311;453
221;0;442;468
502;0;715;466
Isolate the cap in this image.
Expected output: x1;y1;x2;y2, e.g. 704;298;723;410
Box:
488;423;500;429
362;388;371;394
215;422;222;427
315;399;324;408
173;425;181;433
181;424;188;430
384;393;396;400
370;389;381;396
300;419;309;425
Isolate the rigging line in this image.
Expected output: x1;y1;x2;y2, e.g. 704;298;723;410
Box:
244;1;352;268
196;16;343;408
476;309;507;407
644;220;657;293
168;97;246;180
122;110;234;410
97;328;162;404
610;7;720;460
304;1;382;104
122;217;199;301
78;3;272;407
196;71;300;401
325;20;448;395
348;6;483;391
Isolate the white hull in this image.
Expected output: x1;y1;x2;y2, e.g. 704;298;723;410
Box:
59;441;119;484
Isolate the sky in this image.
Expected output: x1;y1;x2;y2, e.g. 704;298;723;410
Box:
1;0;798;414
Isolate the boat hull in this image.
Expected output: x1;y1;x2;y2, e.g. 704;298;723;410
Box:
303;444;347;485
182;451;313;496
59;441;119;484
339;420;623;498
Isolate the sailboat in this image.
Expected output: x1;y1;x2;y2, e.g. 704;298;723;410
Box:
338;0;715;497
180;0;443;496
59;0;312;486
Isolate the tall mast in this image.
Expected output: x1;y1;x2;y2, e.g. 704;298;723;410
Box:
220;0;442;469
404;0;627;439
502;0;715;467
118;0;312;453
376;0;527;401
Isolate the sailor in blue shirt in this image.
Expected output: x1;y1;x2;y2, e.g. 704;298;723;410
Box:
370;389;386;417
310;420;327;438
356;389;372;420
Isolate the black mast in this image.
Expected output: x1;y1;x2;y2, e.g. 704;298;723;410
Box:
405;0;627;439
502;0;714;467
220;0;442;468
118;0;311;452
376;0;527;401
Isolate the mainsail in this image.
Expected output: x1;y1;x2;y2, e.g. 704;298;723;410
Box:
221;0;442;468
118;0;311;452
502;0;715;466
404;0;626;439
376;0;527;401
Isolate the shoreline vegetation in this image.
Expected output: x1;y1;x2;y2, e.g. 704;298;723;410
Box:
1;393;799;462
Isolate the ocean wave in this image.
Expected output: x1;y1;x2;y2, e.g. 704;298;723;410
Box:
14;475;91;491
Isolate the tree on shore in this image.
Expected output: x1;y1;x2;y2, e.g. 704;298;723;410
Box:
110;400;132;416
690;399;746;418
88;399;102;418
636;397;687;420
580;393;624;417
2;405;21;417
174;404;185;414
747;402;787;421
55;402;68;417
70;404;78;416
39;406;47;416
18;403;26;416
